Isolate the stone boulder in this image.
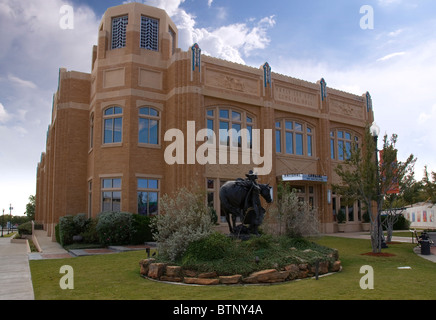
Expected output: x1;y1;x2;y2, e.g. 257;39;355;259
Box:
139;258;155;275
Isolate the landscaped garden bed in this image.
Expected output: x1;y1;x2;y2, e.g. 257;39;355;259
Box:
139;233;342;285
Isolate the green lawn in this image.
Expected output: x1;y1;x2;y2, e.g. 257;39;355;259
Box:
29;236;436;300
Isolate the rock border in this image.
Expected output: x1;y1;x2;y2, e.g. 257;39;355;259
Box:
139;258;342;285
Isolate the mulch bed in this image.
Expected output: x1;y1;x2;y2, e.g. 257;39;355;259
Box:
361;252;396;257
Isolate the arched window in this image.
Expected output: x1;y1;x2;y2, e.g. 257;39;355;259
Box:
275;120;314;157
330;129;359;160
206;107;254;149
139;107;160;145
103;107;123;144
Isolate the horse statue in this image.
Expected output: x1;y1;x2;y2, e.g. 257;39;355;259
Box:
219;171;272;237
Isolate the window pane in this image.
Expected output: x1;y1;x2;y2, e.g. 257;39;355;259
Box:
112;192;121;212
295;123;303;132
346;141;352;159
275;121;281;128
331;139;335;159
219;109;229;119
276;130;281;153
102;192;112;212
338;140;344;160
103;179;112;189
207;109;214;117
139;118;149;144
307;127;312;133
149;120;158;144
207;179;214;189
139;107;149;115
345;132;351;140
113;118;122;143
247;116;253;123
149;108;158;117
285;121;293;130
138;192;147;215
207;119;214;144
112;179;121;189
231;123;241;147
232;111;241;122
114;107;122;115
149;192;158;215
307;135;312;157
104;119;113;143
138;179;148;189
148;179;158;189
105;108;114;116
337;131;343;139
219;121;229;145
296;133;303;155
286;132;293;154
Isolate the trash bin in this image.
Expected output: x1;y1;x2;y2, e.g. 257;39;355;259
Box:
421;240;431;255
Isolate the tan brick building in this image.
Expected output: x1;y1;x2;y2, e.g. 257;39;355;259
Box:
35;2;375;239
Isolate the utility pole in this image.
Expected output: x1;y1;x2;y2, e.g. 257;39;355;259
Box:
1;209;4;237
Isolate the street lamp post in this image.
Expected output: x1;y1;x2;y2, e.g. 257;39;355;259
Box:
9;204;13;234
370;123;381;251
370;122;386;252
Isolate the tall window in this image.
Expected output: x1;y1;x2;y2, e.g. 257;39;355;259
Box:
276;120;314;157
330;130;359;160
140;16;159;51
137;178;159;216
112;16;128;49
102;178;121;212
206;107;254;149
104;107;122;144
139;107;159;145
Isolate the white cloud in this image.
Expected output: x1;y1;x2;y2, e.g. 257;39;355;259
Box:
142;0;275;64
0;103;11;124
8;74;37;89
376;51;406;62
418;105;436;124
207;0;213;8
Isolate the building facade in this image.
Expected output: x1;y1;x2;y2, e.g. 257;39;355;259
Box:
35;3;375;239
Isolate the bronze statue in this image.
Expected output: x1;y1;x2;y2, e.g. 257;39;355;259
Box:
219;170;272;238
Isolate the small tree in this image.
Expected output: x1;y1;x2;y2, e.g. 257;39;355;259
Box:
269;182;319;238
25;195;35;220
151;187;214;262
335;128;415;253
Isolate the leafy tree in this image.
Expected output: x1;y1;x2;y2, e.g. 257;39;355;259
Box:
334;127;415;253
25;195;35;220
422;166;436;204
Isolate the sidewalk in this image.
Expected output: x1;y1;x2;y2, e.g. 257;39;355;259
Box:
28;230;72;260
0;236;34;300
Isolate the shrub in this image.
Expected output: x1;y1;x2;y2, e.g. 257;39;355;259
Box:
81;217;99;244
270;183;320;238
58;213;92;246
131;214;155;245
182;232;231;265
151;187;214;262
96;212;134;246
18;221;33;235
58;215;76;246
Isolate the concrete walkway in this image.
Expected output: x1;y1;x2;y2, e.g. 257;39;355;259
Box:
0;236;34;300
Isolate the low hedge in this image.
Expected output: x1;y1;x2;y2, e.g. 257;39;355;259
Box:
57;212;155;247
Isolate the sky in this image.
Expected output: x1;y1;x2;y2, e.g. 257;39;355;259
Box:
0;0;435;216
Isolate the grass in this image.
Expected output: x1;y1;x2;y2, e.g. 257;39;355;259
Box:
29;236;436;300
